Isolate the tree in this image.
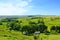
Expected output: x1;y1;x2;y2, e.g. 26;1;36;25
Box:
7;22;21;31
38;24;47;33
50;26;56;30
21;25;35;35
50;26;58;34
21;25;30;35
0;22;2;25
56;26;60;33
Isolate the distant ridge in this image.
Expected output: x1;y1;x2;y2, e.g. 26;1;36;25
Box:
0;15;59;18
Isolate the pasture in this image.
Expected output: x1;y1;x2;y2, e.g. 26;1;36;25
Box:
0;16;60;40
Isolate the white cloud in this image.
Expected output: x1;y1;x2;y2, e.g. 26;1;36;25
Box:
0;0;33;15
0;1;30;15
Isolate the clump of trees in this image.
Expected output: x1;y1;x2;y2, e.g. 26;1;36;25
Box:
7;22;21;31
50;25;60;34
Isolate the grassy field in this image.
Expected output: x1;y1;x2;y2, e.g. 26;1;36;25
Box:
0;16;60;40
39;34;60;40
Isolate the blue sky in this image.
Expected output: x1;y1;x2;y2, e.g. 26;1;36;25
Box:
0;0;60;15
